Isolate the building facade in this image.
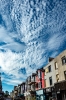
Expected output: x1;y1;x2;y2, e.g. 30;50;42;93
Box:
43;50;66;100
24;74;36;100
44;59;56;88
11;50;66;100
54;50;66;100
35;68;45;90
35;68;45;100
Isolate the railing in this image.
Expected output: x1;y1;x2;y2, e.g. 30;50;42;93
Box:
28;85;31;90
31;85;35;91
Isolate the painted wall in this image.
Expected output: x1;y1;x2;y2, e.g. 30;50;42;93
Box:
35;70;45;90
43;50;66;88
43;60;57;87
54;50;66;81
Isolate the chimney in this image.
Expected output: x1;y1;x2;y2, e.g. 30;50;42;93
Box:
48;57;54;62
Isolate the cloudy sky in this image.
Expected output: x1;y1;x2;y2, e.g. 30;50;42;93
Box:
0;0;66;92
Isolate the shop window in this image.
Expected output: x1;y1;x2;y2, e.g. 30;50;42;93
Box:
48;65;51;72
61;56;66;65
55;62;58;69
49;77;52;86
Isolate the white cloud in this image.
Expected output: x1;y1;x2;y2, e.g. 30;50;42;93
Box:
0;42;26;52
0;26;26;52
3;79;22;86
47;34;66;50
0;26;13;43
0;42;46;85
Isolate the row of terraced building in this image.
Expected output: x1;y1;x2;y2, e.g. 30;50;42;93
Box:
10;50;66;100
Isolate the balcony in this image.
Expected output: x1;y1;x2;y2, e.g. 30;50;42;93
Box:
27;85;31;91
29;85;35;92
31;85;35;91
28;77;36;85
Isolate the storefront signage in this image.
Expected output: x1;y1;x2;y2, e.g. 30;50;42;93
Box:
36;90;43;95
57;91;60;94
46;88;51;92
55;80;66;91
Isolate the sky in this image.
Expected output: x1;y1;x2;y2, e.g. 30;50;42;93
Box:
0;0;66;93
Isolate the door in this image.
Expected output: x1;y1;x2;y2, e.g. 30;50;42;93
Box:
40;95;43;100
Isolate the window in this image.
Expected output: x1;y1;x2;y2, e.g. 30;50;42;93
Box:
48;65;51;72
38;71;41;78
45;79;46;87
56;74;59;82
64;71;66;80
45;68;48;73
49;77;52;85
55;62;58;69
61;56;66;65
38;82;42;88
35;83;38;88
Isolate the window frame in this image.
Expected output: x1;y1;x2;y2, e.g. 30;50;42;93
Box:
38;71;41;78
38;82;42;88
55;62;58;70
49;76;52;86
48;65;51;72
56;74;59;82
64;71;66;80
61;56;66;65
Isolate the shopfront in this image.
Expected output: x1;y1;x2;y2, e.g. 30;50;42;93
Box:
24;91;36;100
54;80;66;100
45;87;52;100
44;86;57;100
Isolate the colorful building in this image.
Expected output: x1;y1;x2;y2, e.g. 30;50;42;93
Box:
11;50;66;100
35;68;45;100
35;68;45;90
24;74;36;100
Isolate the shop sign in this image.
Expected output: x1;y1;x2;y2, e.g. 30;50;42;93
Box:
57;91;60;94
46;88;51;92
36;90;43;95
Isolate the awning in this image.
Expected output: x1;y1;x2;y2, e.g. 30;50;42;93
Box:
54;80;66;91
19;94;24;97
17;94;24;98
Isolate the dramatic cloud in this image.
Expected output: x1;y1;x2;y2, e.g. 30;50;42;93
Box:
0;0;66;90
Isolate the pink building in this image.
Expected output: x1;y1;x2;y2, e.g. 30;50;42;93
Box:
35;68;45;90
